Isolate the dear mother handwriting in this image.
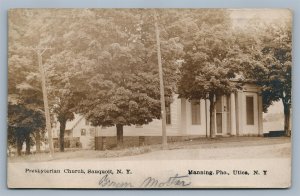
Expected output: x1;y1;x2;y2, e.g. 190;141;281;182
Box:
98;174;192;188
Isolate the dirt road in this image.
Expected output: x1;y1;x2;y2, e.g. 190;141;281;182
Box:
8;137;291;162
92;139;291;161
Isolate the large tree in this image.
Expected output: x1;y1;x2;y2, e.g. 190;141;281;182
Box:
8;10;47;154
230;11;292;136
9;9;90;152
8;103;45;155
69;9;183;145
177;9;241;137
241;18;292;135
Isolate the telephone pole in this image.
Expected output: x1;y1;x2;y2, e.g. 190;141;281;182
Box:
29;46;54;157
154;10;168;149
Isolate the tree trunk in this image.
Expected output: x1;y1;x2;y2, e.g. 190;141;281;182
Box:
59;120;67;152
25;133;31;155
36;131;41;153
209;94;216;138
283;101;291;136
16;137;23;156
116;124;123;146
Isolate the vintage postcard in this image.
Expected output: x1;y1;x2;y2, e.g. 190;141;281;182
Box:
7;8;292;188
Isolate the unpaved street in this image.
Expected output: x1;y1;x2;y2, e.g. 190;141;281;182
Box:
48;137;291;162
90;138;291;161
8;137;291;162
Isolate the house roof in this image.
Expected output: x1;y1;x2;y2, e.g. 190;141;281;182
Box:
65;114;84;130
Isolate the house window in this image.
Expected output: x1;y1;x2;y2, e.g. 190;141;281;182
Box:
81;129;86;136
166;104;171;125
85;119;90;126
246;96;254;125
135;125;143;128
191;100;201;125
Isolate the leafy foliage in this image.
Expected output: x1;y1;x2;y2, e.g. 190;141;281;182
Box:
8;9;293;153
176;10;241;137
69;10;183;129
241;17;292;134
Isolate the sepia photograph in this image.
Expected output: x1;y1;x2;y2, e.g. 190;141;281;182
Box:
7;8;292;188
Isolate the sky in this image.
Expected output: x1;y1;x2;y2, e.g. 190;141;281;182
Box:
230;8;292;28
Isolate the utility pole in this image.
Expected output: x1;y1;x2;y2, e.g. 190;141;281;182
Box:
154;10;167;149
29;46;54;157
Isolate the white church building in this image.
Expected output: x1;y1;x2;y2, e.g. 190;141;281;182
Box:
52;83;264;149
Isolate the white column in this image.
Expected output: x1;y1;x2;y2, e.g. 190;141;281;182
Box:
230;93;237;136
258;94;263;136
180;98;187;135
213;107;217;138
236;91;243;136
205;99;210;137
